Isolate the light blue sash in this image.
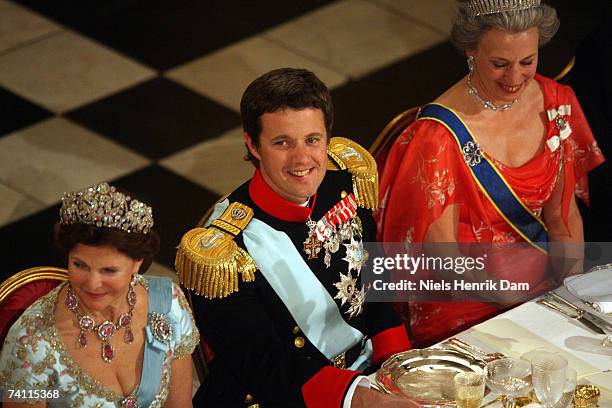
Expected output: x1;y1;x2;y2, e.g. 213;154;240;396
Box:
137;276;172;406
418;103;549;253
207;200;370;368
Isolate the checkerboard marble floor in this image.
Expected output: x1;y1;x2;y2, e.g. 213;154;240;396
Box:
0;0;604;282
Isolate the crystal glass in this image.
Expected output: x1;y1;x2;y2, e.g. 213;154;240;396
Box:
594;316;612;353
531;352;568;407
552;367;577;408
485;358;532;408
603;333;612;348
453;372;485;408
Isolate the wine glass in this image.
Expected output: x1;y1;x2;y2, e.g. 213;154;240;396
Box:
602;331;612;348
595;315;612;352
531;352;568;407
485;358;532;408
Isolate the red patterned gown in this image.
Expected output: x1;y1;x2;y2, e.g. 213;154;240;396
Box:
376;74;604;347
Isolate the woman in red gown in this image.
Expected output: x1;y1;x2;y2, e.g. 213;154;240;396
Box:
376;0;604;348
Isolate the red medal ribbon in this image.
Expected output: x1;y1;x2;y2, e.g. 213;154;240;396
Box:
315;194;358;241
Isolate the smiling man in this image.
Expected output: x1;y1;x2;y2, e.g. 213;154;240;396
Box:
245;107;328;205
176;68;410;408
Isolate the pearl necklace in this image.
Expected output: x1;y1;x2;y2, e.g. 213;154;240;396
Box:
65;281;136;363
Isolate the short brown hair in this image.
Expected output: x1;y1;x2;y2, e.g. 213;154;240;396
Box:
240;68;333;166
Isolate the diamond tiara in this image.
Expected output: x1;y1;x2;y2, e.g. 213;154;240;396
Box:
465;0;541;17
60;182;154;234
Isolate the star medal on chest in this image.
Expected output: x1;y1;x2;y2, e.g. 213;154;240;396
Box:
334;223;369;317
334;271;363;318
343;235;368;274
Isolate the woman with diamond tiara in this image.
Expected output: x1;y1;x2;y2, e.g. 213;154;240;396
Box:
376;0;604;347
0;182;199;408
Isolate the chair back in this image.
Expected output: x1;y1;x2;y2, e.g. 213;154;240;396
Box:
555;56;575;82
0;267;68;345
369;107;420;170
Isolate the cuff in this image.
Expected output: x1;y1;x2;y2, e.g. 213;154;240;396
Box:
342;376;370;408
301;366;360;408
371;324;411;364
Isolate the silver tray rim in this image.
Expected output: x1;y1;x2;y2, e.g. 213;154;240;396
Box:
375;348;487;405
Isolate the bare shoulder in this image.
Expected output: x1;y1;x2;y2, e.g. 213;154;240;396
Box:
433;78;468;111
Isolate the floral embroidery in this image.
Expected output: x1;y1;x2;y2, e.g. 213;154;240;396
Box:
411;140;456;209
153;349;173;406
574;139;603;172
472;221;488;242
399;127;417;145
424;144;448;165
492;229;521;243
173;330;199;360
415;168;456;209
403;226;415;245
472;221;520;243
171;283;200;359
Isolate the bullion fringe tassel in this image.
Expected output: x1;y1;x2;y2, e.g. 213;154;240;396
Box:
327;137;379;210
176;201;258;299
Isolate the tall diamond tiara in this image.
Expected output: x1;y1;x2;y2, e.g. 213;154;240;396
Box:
60;182;154;234
465;0;541;17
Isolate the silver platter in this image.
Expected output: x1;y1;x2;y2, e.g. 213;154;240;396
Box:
375;348;486;405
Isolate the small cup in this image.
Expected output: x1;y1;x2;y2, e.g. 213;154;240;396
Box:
453;371;485;408
531;351;568;407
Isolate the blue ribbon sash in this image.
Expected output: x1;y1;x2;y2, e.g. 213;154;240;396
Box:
137;276;173;406
418;103;549;253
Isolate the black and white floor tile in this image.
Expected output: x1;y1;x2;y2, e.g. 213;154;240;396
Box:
0;0;606;282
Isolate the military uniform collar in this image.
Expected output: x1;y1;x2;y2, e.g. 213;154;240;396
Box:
248;168;318;223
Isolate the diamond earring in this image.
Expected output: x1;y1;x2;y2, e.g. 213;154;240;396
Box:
467;55;475;73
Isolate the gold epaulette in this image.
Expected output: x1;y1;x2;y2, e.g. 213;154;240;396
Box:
175;202;257;299
327;136;378;210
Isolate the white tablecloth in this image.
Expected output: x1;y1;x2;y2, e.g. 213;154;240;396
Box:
369;298;612;406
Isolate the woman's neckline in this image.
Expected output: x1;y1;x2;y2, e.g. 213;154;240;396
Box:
432;75;551;170
49;279;148;401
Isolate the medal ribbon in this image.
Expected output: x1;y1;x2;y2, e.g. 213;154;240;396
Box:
315;194;358;242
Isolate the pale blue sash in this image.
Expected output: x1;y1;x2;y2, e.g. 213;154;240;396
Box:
137;276;172;406
207;200;370;367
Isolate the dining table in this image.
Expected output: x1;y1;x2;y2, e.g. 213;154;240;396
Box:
369;288;612;406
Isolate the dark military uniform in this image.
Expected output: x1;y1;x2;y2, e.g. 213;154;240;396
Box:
176;138;409;408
